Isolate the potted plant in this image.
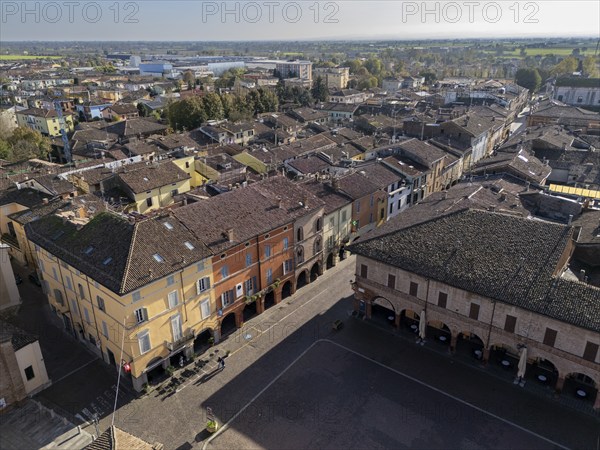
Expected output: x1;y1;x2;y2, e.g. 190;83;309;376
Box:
165;365;175;376
273;278;281;289
207;336;215;346
141;383;150;395
206;419;219;433
332;319;343;331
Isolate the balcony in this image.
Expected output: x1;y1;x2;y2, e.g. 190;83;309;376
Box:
165;330;195;352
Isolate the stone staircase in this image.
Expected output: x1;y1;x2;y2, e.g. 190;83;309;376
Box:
0;399;93;450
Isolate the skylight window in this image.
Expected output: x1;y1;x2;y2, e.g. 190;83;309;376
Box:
184;241;194;250
84;246;95;255
143;177;149;181
103;257;113;265
153;253;164;262
163;222;174;230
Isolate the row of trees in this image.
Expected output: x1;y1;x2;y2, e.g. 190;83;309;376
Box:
166;88;279;131
515;55;599;93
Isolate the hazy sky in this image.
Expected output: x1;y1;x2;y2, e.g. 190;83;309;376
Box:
1;1;599;41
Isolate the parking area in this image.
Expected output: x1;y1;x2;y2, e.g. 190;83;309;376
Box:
205;340;566;450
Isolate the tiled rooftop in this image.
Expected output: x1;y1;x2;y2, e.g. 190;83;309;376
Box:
350;209;600;333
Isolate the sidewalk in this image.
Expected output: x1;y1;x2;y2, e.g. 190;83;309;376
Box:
356;315;600;419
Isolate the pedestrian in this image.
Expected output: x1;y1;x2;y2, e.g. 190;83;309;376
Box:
217;356;225;370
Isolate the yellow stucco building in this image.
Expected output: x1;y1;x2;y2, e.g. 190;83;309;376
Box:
26;211;219;391
16;108;74;137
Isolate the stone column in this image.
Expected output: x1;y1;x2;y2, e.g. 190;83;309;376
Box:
450;333;458;353
213;328;221;344
366;301;372;319
235;310;243;328
554;376;565;394
274;288;282;305
394;313;401;329
482;347;491;364
331;251;339;268
256;297;265;315
594;390;600;411
131;373;147;392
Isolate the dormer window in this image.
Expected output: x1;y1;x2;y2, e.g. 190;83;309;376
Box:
153;253;164;263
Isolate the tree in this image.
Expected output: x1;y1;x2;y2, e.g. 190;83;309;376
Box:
0;126;51;162
167;97;206;131
364;57;383;76
183;70;195;89
257;88;278;113
551;56;578;77
582;56;599;77
515;68;542;92
311;76;328;102
137;103;147;117
343;59;363;74
202;93;224;120
418;71;437;85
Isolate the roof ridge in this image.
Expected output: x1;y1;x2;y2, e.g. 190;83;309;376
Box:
120;220;139;294
353;207;473;246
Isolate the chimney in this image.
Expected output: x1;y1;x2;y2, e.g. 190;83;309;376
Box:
302;195;308;208
277;197;282;208
226;228;234;242
568;214;573;225
42;198;49;204
332;176;340;192
525;181;530;192
579;269;586;281
442;191;448;200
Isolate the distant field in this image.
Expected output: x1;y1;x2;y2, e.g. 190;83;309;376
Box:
484;48;596;57
0;54;62;60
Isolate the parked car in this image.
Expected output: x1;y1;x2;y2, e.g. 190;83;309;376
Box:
14;274;22;285
28;273;42;287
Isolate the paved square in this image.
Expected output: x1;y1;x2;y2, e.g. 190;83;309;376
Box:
205;340;564;450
